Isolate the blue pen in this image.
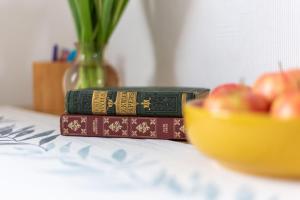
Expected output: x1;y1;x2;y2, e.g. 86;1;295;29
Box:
67;50;77;62
52;44;58;61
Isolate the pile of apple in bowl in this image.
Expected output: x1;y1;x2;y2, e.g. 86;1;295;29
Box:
184;68;300;178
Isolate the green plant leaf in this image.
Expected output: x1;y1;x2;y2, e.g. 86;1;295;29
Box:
74;0;94;45
100;0;114;44
68;0;81;40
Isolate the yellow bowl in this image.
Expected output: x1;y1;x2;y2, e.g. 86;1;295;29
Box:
184;101;300;178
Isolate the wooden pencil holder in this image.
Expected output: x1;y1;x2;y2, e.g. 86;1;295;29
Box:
33;61;120;115
33;62;70;115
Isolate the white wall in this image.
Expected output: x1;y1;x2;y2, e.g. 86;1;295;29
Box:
1;0;300;107
0;0;76;106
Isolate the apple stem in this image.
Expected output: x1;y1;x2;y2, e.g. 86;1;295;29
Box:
239;78;245;86
278;61;283;72
278;61;288;81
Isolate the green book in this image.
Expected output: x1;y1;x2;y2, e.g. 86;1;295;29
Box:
65;87;209;117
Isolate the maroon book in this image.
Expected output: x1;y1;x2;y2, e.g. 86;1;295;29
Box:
60;114;186;140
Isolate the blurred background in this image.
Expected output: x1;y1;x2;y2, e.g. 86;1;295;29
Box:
1;0;300;107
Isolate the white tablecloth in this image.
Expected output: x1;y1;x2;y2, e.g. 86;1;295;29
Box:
0;106;299;200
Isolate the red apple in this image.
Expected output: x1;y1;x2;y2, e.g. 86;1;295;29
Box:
204;87;270;114
271;92;300;119
287;68;300;87
253;72;299;102
209;83;251;97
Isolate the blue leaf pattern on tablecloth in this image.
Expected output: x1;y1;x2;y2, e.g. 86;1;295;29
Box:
167;177;183;194
13;129;35;138
78;145;91;159
0;125;14;135
0;116;282;199
236;186;254;200
112;149;127;162
204;183;219;200
46;143;55;151
39;134;60;146
152;169;167;186
0;119;58;151
60;142;72;153
20;130;55;141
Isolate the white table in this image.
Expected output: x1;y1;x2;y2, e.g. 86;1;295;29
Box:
0;106;298;200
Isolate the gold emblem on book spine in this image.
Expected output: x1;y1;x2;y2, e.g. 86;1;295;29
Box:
115;91;137;115
136;122;150;134
174;132;181;139
131;118;137;124
179;125;184;133
107;99;114;108
81;129;87;135
68;120;81;131
63;128;69;134
131;131;137;136
104;130;110;136
122;118;128;124
108;121;123;132
141;98;151;110
92;91;108;114
81;117;87;123
104;117;110;124
174;119;181;126
150;131;156;137
62;116;68;123
122;130;128;136
150;119;156;125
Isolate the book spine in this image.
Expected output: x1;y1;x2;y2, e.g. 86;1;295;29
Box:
60;114;186;140
66;89;208;117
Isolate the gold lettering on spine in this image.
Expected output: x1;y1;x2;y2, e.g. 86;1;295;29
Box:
92;91;108;114
163;124;169;133
115;92;137;115
92;119;98;135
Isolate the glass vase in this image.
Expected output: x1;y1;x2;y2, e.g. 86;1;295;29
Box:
63;44;106;92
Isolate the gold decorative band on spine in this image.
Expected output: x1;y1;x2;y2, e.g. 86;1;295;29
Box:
115;91;137;115
181;93;187;111
92;91;108;114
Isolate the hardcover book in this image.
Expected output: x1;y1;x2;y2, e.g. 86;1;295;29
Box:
60;114;186;140
65;87;209;117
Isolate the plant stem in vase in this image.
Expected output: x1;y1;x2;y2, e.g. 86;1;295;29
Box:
76;43;105;89
64;0;129;91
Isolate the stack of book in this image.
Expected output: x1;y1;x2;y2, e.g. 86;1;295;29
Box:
60;87;209;140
